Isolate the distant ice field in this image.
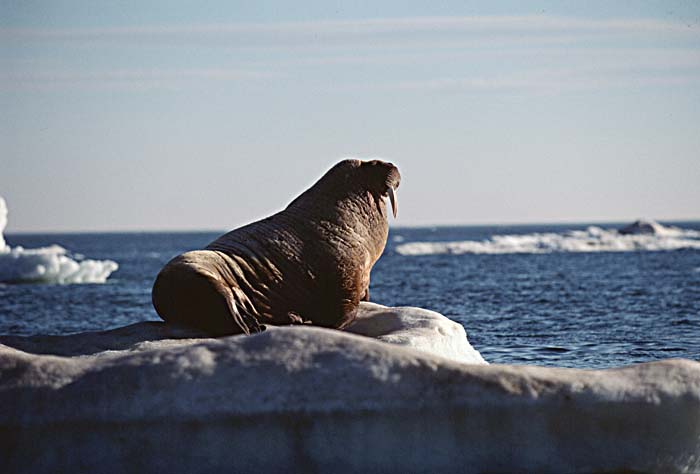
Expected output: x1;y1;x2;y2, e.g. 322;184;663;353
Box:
1;220;699;369
395;222;700;255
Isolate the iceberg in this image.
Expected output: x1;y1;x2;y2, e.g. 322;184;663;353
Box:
0;303;697;474
0;196;118;284
618;218;680;235
396;221;700;256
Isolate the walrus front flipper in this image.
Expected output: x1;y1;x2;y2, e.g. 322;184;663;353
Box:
152;257;260;336
360;287;370;302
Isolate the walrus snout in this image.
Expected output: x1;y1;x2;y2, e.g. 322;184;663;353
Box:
363;160;400;218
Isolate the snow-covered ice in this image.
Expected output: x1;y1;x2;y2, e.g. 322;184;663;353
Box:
0;302;486;364
0;196;118;283
1;303;698;474
347;302;486;364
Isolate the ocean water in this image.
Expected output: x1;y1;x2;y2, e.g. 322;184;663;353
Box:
1;222;699;369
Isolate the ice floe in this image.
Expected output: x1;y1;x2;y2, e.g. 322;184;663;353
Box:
0;196;118;284
0;306;697;473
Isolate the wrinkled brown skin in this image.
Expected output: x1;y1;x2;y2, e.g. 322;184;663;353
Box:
152;159;401;336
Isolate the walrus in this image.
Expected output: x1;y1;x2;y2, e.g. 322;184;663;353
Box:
152;159;400;336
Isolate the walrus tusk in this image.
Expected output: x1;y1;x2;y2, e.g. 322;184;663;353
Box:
388;186;397;218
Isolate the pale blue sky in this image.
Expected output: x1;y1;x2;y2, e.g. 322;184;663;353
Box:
2;1;699;232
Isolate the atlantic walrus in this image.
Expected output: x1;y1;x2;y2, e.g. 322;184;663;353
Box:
152;159;400;336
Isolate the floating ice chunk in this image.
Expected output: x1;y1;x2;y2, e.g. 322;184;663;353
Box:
396;221;700;256
0;246;118;284
0;196;118;284
618;218;682;236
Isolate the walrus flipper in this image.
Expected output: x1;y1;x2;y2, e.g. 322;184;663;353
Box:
305;274;361;329
360;286;370;302
152;258;261;336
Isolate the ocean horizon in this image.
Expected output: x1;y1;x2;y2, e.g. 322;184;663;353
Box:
6;218;700;236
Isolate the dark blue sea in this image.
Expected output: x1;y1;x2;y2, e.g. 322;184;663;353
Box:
1;222;699;369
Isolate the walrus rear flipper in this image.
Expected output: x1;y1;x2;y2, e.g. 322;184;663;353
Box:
152;267;261;337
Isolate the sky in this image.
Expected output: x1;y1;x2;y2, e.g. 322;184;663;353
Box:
1;1;699;232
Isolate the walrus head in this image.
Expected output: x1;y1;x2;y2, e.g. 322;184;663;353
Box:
361;159;401;218
294;158;401;219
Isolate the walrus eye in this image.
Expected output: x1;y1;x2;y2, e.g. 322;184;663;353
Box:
388;186;397;218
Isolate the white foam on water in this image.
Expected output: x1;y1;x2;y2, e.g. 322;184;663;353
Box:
0;197;118;284
395;222;700;256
